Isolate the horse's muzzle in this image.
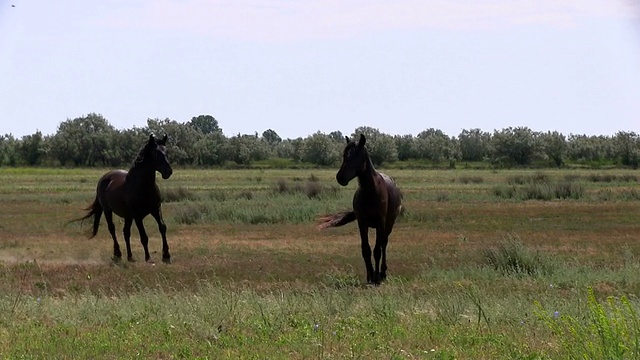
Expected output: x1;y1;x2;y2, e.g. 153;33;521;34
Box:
161;169;173;179
336;173;350;186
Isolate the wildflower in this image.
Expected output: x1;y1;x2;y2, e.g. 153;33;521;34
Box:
553;311;560;318
313;323;320;331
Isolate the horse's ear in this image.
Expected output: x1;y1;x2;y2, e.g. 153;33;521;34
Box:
345;136;350;144
158;134;168;145
358;134;366;147
147;134;156;145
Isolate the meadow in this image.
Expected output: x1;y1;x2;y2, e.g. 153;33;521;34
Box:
1;166;640;359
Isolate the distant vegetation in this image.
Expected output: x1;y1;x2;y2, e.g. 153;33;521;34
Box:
1;113;638;168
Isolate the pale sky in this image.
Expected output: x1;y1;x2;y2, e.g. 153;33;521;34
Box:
1;0;639;139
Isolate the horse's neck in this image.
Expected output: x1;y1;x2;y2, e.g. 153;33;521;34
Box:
357;155;379;193
126;161;156;189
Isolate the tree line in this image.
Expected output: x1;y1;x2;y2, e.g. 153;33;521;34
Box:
0;113;638;168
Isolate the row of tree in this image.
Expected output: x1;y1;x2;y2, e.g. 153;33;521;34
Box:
1;113;638;168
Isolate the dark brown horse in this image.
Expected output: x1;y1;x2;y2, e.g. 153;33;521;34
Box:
318;134;402;284
71;134;173;263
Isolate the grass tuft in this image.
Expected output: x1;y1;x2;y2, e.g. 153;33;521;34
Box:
493;181;584;200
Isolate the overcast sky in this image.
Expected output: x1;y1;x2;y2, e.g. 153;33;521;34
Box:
1;0;639;139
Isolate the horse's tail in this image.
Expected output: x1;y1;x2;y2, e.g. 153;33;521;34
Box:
67;196;103;238
317;210;356;229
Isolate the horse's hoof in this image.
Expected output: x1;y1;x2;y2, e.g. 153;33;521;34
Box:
112;256;122;263
127;257;136;262
162;257;171;264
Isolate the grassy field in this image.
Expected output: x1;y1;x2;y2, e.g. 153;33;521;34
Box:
1;167;640;359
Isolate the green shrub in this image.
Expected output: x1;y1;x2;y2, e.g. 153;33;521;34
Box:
483;235;554;276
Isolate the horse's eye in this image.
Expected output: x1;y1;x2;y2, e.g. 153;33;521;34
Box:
346;149;354;158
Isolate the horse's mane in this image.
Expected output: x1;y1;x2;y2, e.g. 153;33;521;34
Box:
128;143;150;174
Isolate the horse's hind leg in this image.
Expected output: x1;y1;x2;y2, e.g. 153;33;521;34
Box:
123;217;134;261
134;218;152;262
373;229;387;285
379;232;390;282
151;209;170;263
104;211;122;261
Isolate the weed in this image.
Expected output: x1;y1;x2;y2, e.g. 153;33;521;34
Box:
208;190;228;202
274;179;289;194
322;270;361;289
536;288;640;359
305;182;323;199
435;192;449;202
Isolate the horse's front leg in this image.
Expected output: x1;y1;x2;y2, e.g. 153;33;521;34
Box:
358;223;374;283
151;208;170;263
377;230;390;282
134;217;152;262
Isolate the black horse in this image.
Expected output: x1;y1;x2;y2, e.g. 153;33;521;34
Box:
318;134;402;284
71;134;173;263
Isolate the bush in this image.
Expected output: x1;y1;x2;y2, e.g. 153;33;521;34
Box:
162;186;199;202
507;172;550;185
456;175;484;184
483;235;554;276
305;182;322;199
174;202;209;225
274;179;289;194
587;173;638;183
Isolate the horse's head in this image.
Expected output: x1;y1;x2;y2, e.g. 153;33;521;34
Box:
336;134;368;186
146;134;173;179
